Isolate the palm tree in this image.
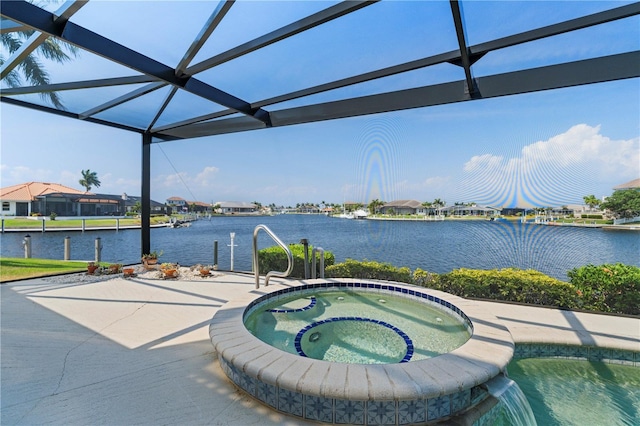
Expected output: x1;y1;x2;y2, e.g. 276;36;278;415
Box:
432;198;445;216
367;199;384;215
583;195;600;211
79;169;101;192
1;17;79;109
422;201;432;216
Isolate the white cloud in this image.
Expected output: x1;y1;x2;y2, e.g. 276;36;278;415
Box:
0;165;56;187
152;166;227;201
395;176;451;194
460;124;640;207
520;124;638;171
58;170;78;188
463;154;503;172
194;166;220;186
422;176;451;190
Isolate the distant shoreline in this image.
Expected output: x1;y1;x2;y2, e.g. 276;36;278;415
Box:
1;214;638;232
347;215;640;230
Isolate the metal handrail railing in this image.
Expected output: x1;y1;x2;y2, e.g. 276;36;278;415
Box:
252;224;294;288
311;247;325;279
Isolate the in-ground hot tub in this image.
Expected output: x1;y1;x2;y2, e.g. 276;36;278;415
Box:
209;279;514;424
244;284;472;364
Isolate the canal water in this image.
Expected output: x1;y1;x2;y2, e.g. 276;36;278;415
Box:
1;215;638;281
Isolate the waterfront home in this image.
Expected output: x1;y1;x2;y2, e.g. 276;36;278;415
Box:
123;195;167;215
0;182;171;217
1;182;86;216
380;199;424;215
166;196;188;211
609;178;640;225
0;182;127;216
555;204;589;217
441;204;501;218
298;204;321;214
215;201;258;214
501;207;527;217
166;197;212;214
190;201;213;213
613;178;640;191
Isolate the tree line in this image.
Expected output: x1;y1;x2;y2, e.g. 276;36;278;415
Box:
584;190;640;219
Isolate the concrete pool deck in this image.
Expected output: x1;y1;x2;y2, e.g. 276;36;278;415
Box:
2;272;638;425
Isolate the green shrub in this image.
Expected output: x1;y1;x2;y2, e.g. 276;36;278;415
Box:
581;214;603;219
258;244;334;279
303;257;639;315
326;259;412;283
413;268;439;287
433;268;580;309
567;263;640;315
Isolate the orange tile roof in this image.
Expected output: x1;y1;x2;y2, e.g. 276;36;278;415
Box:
0;182;88;201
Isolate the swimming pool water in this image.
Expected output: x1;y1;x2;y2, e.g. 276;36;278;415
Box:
505;358;640;426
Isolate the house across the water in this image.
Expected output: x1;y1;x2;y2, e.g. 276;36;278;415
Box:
214;201;258;214
0;182;165;217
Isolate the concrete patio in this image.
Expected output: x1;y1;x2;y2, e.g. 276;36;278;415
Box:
2;272;638;425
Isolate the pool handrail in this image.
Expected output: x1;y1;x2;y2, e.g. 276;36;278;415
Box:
311;246;325;279
252;224;294;288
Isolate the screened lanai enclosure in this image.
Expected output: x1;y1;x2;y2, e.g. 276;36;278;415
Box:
1;0;639;254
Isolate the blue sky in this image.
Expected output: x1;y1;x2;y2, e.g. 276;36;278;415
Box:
1;1;639;208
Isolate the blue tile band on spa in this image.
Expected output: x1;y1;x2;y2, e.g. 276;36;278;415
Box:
513;343;639;366
294;317;414;363
267;296;316;313
244;281;474;335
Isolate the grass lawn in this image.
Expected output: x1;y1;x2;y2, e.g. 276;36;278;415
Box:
0;257;90;282
2;216;170;229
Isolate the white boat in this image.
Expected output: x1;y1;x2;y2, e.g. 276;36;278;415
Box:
336;212;354;219
353;209;369;219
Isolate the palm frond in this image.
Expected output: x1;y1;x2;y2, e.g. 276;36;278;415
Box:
40;37;78;62
2;31;72;109
0;55;23;87
1;33;23;55
17;54;65;109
